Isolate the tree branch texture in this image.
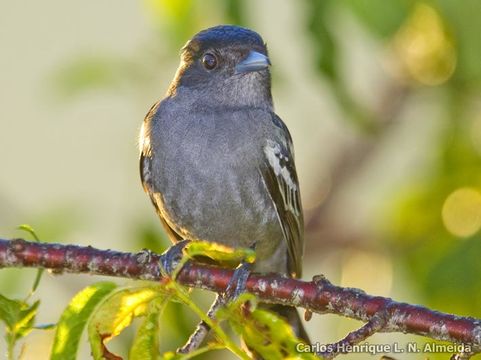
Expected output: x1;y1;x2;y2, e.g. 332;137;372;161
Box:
0;238;480;358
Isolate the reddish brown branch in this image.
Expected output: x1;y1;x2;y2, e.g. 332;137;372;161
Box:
0;238;480;357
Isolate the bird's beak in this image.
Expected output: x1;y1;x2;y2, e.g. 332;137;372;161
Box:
235;51;271;74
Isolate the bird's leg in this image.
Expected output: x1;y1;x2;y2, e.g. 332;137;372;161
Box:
176;270;252;356
177;294;223;354
158;239;191;278
177;242;255;354
223;241;255;301
223;260;252;301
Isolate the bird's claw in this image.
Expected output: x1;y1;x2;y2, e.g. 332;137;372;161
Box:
223;261;252;302
223;241;256;301
159;239;191;278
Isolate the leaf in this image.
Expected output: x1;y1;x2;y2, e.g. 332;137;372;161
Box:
50;282;117;360
88;285;167;360
129;297;169;360
17;224;44;295
184;241;256;267
164;282;248;359
30;269;45;296
17;224;40;242
0;294;40;357
217;294;318;360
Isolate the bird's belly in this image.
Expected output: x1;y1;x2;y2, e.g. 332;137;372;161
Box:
152;158;286;272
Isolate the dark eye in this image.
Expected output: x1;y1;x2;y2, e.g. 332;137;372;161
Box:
201;53;217;70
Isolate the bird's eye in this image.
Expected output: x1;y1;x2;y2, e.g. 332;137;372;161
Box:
201;53;217;70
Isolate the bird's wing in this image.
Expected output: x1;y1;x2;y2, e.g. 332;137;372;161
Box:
259;114;304;278
140;102;183;243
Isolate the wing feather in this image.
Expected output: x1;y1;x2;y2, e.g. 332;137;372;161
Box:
259;115;304;278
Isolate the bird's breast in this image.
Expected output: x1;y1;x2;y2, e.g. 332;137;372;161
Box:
148;113;282;253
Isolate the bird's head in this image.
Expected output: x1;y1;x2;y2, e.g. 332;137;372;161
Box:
167;25;273;108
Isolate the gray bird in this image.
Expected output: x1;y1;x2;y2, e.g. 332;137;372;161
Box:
139;25;308;343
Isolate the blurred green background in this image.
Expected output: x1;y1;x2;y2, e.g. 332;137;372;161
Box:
1;0;480;359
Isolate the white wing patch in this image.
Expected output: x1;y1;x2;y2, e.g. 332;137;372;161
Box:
264;140;301;216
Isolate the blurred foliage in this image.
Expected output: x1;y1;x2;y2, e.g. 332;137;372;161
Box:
393;3;456;86
435;0;481;87
132;221;171;254
52;56;132;99
143;0;247;46
50;0;248;100
386;93;481;317
341;0;411;38
305;0;338;81
299;0;481;324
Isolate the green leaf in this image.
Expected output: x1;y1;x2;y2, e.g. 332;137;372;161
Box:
17;224;40;242
0;294;40;358
17;224;44;295
167;241;255;280
50;282;117;360
217;294;318;360
30;269;45;296
164;281;248;359
88;285;167;360
129;296;169;360
184;241;256;266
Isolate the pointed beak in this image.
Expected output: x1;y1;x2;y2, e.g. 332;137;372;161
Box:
235;51;271;74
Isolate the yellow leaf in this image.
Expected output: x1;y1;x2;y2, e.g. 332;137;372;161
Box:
88;285;166;360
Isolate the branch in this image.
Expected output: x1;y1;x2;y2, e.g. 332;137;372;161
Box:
1;238;480;358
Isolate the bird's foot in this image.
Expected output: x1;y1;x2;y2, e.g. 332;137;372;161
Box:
159;239;191;279
223;260;252;302
223;241;256;301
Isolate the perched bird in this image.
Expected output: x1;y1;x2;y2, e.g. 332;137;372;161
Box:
139;25;308;342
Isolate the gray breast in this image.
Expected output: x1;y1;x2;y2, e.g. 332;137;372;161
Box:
148;106;284;258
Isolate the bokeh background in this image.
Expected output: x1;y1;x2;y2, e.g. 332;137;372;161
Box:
1;0;480;359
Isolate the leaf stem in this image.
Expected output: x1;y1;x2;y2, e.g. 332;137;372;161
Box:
168;281;248;359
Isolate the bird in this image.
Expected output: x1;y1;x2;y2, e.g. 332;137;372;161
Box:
139;24;309;345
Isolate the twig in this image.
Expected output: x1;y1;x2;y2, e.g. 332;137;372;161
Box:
320;315;385;359
0;238;480;358
177;294;223;354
